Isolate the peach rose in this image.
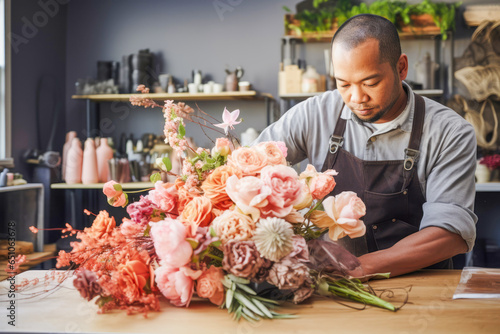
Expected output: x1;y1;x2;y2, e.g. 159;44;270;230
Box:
148;181;179;214
293;180;313;210
211;137;234;157
225;175;271;222
175;179;202;213
254;142;287;166
103;180;128;207
119;259;150;301
322;192;366;241
227;147;268;176
196;266;225;306
180;196;215;236
201;165;241;210
212;210;256;244
259;165;302;218
91;210;116;238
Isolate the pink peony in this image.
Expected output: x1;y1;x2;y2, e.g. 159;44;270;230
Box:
254;142;287;166
149;218;193;267
103;180;128;207
322;191;366;240
155;265;201;307
148;181;178;214
225;175;271;221
120;218;146;237
259;165;302;218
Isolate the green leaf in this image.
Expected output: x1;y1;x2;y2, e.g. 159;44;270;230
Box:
233;291;264;317
282;5;291;12
186;238;199;249
112;183;122;192
252;298;274;318
228;274;250;285
235;282;257;296
162;157;172;172
210;226;217;238
150;172;161;183
242;307;261;321
178;123;186;138
226;289;234;310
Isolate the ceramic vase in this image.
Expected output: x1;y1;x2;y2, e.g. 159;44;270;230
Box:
66;138;83;184
62;131;77;181
82;138;99;184
475;161;491;183
96;138;114;182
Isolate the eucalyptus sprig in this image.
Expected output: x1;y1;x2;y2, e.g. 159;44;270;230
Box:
221;274;297;322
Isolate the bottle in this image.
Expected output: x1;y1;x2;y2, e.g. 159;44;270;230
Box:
82;138;99;184
302;65;320;93
96;137;114;182
62;131;77;181
66;138;83;184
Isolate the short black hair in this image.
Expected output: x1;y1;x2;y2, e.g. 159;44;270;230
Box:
332;14;401;67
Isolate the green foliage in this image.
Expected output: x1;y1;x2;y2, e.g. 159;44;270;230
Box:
285;0;460;40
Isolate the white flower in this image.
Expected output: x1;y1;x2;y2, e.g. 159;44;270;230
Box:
253;217;294;262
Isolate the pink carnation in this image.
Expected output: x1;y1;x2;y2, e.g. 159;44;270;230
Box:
126;195;154;225
148;181;178;214
149;218;193;267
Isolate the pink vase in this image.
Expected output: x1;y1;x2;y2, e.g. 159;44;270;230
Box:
82;138;99;184
96;138;114;182
66;138;83;184
62;131;77;181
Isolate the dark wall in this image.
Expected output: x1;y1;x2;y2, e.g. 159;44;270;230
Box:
11;0;67;181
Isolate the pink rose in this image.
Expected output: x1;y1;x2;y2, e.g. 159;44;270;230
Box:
149;218;193;267
155;265;201;307
275;141;288;158
259;165;302;218
120;218;146;237
225;175;271;221
299;165;337;200
323;191;366;240
254;142;287;166
309;173;336;200
228;147;268;176
284;235;309;262
211;137;234;157
148;181;178;214
103;180;128;207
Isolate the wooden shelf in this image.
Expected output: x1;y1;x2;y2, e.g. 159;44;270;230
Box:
72;91;274;102
51;182;153;190
283;30;446;43
476;182;500;192
279;89;443;100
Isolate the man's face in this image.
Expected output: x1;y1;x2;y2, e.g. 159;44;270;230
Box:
332;39;406;123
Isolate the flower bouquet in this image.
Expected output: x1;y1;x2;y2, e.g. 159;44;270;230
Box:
26;86;399;320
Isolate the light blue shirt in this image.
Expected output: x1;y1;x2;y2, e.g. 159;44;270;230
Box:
255;83;478;251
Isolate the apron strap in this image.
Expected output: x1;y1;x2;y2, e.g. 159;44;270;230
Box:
402;93;426;189
321;103;346;171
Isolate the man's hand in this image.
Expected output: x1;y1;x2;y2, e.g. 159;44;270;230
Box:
358;226;468;277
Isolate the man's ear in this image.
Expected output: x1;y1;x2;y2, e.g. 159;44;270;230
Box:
398;53;409;81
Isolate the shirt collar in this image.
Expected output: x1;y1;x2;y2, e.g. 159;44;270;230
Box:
341;81;414;133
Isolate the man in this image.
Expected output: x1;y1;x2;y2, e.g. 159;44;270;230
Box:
255;14;477;277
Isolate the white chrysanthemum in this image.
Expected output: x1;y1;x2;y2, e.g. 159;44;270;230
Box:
253;217;294;262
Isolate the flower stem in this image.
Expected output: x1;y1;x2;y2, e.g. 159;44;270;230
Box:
327;281;395;311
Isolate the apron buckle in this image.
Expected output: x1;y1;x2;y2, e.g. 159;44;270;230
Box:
404;148;420;171
329;135;344;154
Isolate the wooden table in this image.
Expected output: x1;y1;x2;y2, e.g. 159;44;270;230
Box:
1;270;499;333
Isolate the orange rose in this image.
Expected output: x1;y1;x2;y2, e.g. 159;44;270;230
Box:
227;147;267;176
196;266;225;306
201;165;241;210
91;210;116;238
180;196;215;236
119;259;150;302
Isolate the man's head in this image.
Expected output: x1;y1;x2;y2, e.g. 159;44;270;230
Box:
331;14;408;123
